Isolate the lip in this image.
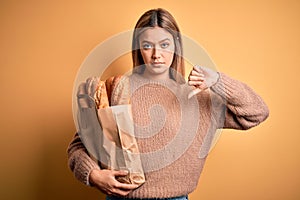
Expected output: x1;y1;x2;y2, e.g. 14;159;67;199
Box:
151;62;165;66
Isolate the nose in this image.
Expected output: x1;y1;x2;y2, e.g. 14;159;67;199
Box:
151;47;161;60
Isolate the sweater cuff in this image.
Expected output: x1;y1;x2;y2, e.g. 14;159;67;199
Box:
210;72;237;101
86;164;100;186
74;152;100;186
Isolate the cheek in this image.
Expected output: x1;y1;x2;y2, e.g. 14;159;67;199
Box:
164;45;175;64
165;51;175;64
140;50;151;63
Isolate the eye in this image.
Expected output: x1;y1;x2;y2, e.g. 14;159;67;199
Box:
160;42;170;49
142;43;152;50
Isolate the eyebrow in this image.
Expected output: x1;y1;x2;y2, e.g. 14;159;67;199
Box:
141;38;171;43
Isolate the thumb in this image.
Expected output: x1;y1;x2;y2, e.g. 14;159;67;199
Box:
188;88;202;99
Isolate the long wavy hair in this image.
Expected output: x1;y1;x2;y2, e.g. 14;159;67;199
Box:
132;8;185;83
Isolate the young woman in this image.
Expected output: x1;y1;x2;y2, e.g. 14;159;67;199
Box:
67;8;269;200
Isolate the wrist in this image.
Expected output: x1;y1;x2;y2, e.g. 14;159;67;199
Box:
89;169;98;186
212;72;220;86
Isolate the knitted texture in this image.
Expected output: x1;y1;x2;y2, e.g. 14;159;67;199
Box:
67;72;269;198
67;133;100;185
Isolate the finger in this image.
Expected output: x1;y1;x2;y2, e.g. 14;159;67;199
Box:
188;75;204;82
188;80;203;86
115;182;139;190
112;170;129;177
190;69;204;77
193;65;203;73
111;187;132;197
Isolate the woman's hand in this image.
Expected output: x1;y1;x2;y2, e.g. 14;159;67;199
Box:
188;65;219;98
89;169;139;196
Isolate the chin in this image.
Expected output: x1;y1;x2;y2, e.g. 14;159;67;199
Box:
148;66;169;74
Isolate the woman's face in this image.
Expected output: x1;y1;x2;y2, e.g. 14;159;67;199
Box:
138;26;175;79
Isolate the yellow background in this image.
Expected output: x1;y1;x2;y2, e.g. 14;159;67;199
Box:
1;0;299;199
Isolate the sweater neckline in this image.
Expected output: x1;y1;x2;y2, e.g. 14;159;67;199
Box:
130;73;180;88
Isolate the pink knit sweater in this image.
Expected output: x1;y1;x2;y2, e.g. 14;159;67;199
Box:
67;72;269;198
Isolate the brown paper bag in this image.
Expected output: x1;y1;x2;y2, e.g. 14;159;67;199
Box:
97;105;145;185
94;77;145;186
77;77;145;186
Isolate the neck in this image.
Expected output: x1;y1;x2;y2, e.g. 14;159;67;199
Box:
142;70;171;81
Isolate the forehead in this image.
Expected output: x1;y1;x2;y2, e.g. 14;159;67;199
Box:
139;27;173;42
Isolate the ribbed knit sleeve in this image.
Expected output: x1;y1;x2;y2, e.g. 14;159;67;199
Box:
211;73;269;130
67;133;100;185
